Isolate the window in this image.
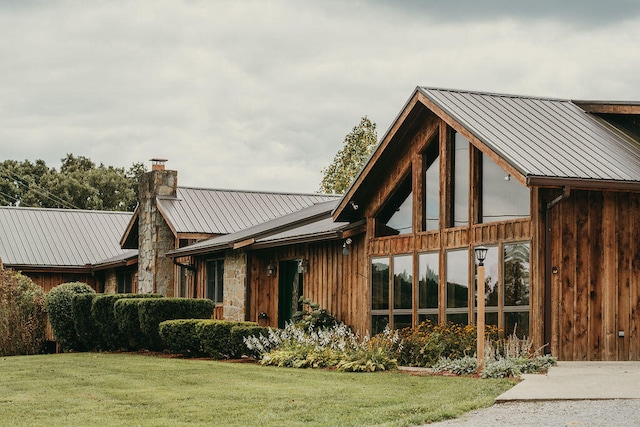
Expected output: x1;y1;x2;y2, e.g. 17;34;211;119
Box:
482;154;530;222
371;257;390;334
393;255;413;329
117;271;132;294
472;242;530;337
503;242;530;337
206;259;224;304
423;140;440;231
446;249;469;324
474;245;499;328
418;252;439;323
452;133;470;227
376;173;413;236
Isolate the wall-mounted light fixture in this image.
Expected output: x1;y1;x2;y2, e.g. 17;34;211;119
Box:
298;259;309;274
267;261;277;277
504;174;511;182
349;200;359;210
342;237;353;255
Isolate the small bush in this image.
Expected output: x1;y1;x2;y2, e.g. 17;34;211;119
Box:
159;319;204;356
46;282;95;351
292;296;337;331
138;298;214;351
72;293;102;350
196;320;246;359
92;294;163;350
0;267;47;356
394;321;500;367
114;299;150;350
432;356;478;375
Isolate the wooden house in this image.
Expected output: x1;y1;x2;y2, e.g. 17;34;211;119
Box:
168;87;640;361
0;206;137;293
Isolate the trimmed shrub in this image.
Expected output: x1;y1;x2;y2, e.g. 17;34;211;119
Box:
45;282;95;351
92;294;163;350
114;299;150;350
0;267;47;356
72;293;102;351
159;319;204;355
230;324;269;358
137;298;214;350
196;320;246;359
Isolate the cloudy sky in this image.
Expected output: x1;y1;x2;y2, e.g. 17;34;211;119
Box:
1;0;639;193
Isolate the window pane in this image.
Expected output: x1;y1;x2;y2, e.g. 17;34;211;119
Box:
482;154;530;222
386;192;413;235
475;246;499;307
371;258;390;310
425;143;440;231
453;133;469;227
447;313;468;325
505;312;529;338
394;314;413;330
371;315;389;335
419;252;439;309
216;259;224;304
446;249;468;308
393;255;412;310
504;243;530;306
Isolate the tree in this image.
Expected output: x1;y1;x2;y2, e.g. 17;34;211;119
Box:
0;155;146;211
319;116;377;194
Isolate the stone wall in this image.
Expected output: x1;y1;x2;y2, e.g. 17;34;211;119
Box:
104;270;117;294
137;169;178;295
223;250;246;321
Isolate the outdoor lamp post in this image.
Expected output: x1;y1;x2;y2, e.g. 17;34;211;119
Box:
474;245;488;374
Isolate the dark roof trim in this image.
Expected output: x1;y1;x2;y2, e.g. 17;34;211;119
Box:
120;206;139;249
251;220;366;250
4;264;94;273
527;176;640;192
574;101;640;114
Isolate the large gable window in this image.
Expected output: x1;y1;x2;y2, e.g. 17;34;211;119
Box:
482;154;530;222
375;173;413;236
453;133;470;227
423;140;440;231
206;259;224;304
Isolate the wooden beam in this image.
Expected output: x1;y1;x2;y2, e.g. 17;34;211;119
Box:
233;238;255;249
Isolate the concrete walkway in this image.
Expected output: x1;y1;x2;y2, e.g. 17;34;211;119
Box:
495;361;640;402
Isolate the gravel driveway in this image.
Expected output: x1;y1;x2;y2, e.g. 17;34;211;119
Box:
429;399;640;426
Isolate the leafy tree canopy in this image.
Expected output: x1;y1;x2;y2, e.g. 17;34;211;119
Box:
319;116;377;195
0;154;146;211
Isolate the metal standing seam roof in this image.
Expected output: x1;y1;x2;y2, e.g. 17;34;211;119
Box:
0;206;136;268
167;200;344;257
157;187;340;235
418;87;640;182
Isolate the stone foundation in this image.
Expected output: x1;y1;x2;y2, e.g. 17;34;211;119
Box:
223;250;246;321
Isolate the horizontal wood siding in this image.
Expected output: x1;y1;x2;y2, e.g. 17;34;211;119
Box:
551;190;640;360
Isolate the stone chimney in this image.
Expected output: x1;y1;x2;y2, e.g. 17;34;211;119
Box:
137;159;177;295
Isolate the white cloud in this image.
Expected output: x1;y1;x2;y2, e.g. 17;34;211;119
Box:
0;0;638;194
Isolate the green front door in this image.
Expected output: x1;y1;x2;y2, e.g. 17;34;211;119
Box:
278;260;303;328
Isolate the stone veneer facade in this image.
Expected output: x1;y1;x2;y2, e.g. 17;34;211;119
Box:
137;168;178;295
223;250;247;321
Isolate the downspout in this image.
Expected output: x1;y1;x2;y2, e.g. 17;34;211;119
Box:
544;186;571;352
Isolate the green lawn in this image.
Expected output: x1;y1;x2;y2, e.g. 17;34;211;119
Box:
0;353;514;426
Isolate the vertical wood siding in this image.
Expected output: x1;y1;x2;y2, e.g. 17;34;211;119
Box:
551;190;640;360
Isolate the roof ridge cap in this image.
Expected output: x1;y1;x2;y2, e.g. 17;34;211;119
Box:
419;86;570;103
177;186;339;198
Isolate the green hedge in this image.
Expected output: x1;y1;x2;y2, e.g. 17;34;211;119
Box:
72;293;102;350
159;319;204;355
114;299;150;350
195;320;265;359
92;294;163;350
137;298;214;351
45;282;95;351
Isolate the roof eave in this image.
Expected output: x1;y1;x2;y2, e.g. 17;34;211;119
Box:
527;176;640;192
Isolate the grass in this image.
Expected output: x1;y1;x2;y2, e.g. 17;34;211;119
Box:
0;353;514;426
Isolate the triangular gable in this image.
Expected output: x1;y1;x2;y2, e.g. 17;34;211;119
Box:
335;87;640;222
